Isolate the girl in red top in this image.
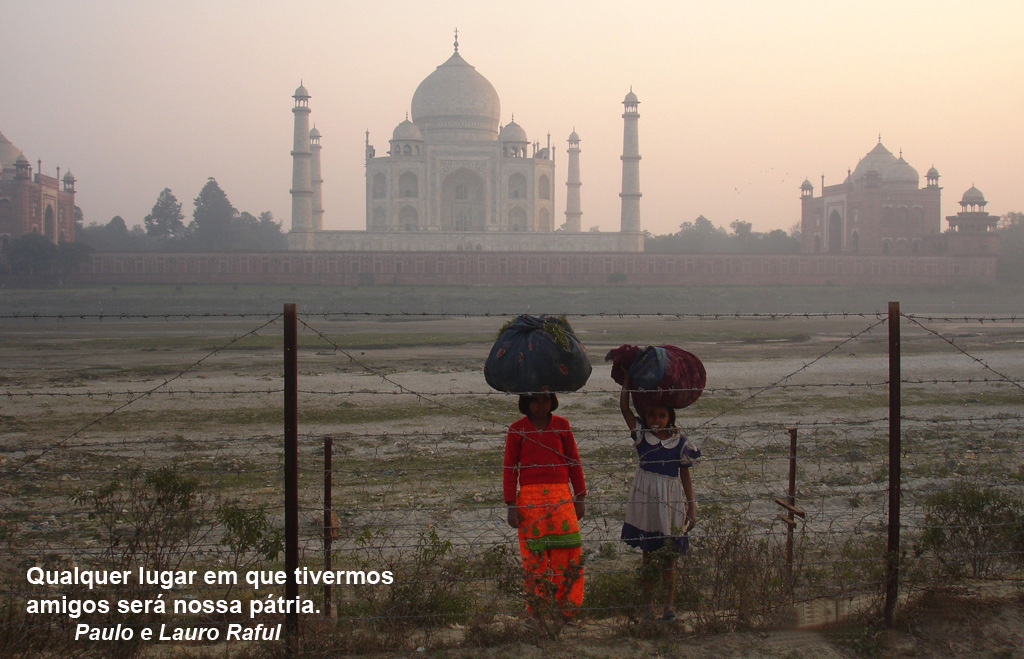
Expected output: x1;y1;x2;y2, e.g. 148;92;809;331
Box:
504;391;586;621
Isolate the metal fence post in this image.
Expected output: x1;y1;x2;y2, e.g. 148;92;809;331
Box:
324;436;333;617
284;303;299;652
774;428;804;585
885;301;902;627
786;427;798;579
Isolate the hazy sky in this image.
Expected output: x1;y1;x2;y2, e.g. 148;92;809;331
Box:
3;1;1023;236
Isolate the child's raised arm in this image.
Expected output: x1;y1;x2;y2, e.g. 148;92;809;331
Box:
619;375;637;431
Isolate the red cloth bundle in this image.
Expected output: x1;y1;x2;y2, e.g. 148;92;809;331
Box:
606;344;706;411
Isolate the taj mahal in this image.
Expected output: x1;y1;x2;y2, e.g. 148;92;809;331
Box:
286;34;643;253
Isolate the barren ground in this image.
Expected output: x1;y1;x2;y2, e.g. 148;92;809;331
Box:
2;287;1024;657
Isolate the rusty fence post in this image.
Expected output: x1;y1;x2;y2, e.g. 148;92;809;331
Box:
786;427;798;579
324;436;335;617
774;427;804;585
885;301;902;627
283;303;299;653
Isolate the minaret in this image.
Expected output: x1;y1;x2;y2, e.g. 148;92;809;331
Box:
619;88;642;233
310;125;324;231
565;129;582;232
290;82;313;237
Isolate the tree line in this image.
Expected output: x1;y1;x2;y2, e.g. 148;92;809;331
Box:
3;200;1024;283
996;212;1024;282
75;178;287;253
644;216;801;254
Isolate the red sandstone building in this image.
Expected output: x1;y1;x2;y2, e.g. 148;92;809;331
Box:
0;129;77;249
800;139;943;256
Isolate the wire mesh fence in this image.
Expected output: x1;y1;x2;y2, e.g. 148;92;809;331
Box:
1;305;1023;656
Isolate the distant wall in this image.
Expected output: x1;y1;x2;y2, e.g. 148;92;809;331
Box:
55;251;998;286
288;229;645;252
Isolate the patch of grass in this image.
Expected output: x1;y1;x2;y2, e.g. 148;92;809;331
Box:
584;563;645;621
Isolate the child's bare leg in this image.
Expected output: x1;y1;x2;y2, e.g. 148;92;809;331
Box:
662;554;677;618
640;552;656;616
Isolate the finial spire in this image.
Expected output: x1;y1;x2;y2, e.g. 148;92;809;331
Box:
878;133;882;143
454;28;459;53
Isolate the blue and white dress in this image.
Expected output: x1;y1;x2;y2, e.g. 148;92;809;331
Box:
620;417;701;553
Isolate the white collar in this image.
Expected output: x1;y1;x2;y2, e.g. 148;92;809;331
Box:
639;426;681;450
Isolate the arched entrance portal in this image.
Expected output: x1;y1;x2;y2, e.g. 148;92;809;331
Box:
827;210;843;253
44;205;56;242
441;168;485;231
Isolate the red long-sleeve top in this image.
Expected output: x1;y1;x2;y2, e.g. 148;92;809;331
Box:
503;415;587;504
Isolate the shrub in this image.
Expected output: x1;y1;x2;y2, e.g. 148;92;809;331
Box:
343;526;474;641
685;506;791;631
915;485;1024;578
72;466;210;575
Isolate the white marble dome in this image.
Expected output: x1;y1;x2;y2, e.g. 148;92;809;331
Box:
0;130;23;167
852;141;918;187
410;51;500;140
888;155;920;186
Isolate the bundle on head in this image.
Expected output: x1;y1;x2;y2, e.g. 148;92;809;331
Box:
606;344;706;412
484;314;592;393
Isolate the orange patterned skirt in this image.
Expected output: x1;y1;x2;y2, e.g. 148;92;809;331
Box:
515;482;584;617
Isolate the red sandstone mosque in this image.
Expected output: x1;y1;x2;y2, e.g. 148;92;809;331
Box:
0;129;77;249
799;138;998;258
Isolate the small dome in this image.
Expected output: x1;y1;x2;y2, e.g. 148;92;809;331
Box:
801;178;814;190
926;166;939;178
499;120;527;143
63;170;76;182
888;155;920;186
309;126;321;138
568;130;580;142
15;154;29;165
293;83;309;98
624;89;639;104
392;118;422;141
962;185;985;204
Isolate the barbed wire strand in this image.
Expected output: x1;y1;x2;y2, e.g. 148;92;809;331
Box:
2;314;283;478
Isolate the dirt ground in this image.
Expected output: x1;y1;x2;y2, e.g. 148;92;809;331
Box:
3;308;1024;658
420;588;1024;659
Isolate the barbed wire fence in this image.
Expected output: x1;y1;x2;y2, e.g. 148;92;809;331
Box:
1;304;1022;655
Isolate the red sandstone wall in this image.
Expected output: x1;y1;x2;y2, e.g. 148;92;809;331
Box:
62;251;998;286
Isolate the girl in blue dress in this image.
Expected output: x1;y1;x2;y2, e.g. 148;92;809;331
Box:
619;375;700;621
